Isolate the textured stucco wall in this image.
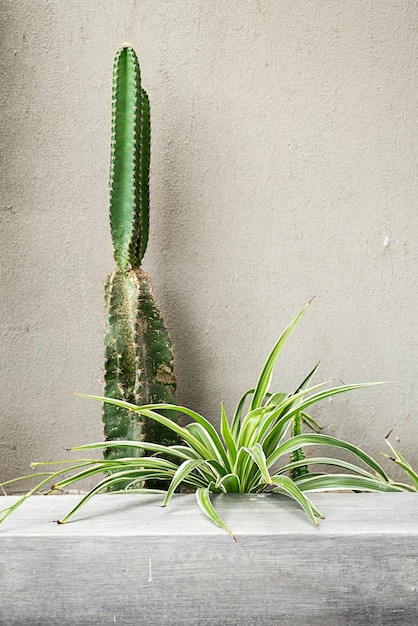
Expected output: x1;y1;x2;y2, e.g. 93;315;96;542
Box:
1;0;417;490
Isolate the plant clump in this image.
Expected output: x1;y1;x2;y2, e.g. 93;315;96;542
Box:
0;303;409;539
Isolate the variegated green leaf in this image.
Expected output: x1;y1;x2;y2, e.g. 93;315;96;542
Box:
195;487;236;541
295;474;403;493
220;403;237;464
250;302;310;411
270;475;320;524
163;460;206;506
216;473;241;492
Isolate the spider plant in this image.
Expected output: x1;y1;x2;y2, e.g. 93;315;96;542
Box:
380;432;418;491
0;303;402;540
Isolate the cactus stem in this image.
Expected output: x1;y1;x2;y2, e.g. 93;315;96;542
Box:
103;47;177;489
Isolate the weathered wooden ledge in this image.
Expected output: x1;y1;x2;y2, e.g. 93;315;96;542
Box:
1;492;417;625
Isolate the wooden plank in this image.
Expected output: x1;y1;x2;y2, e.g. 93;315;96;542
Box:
0;493;417;625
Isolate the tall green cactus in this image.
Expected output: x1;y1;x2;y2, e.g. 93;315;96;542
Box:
103;46;178;481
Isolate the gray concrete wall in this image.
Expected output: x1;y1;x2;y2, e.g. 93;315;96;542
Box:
1;1;417;489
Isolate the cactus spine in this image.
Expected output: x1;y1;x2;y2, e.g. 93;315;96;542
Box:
103;46;178;477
